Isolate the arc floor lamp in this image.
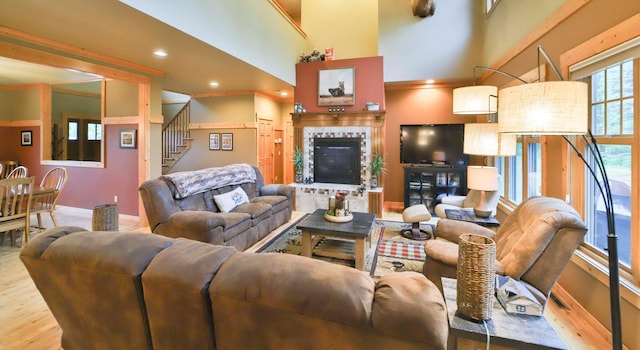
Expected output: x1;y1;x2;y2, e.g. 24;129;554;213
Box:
453;46;622;350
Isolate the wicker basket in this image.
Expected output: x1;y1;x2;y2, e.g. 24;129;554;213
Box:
456;233;496;321
92;204;119;231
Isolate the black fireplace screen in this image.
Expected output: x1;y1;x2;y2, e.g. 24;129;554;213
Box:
314;137;361;185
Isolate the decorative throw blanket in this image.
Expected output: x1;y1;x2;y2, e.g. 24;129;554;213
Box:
161;163;256;199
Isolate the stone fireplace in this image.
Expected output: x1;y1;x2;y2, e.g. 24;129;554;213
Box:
290;111;386;217
303;126;370;185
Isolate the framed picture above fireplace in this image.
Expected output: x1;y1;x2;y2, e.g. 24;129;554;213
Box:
318;67;355;106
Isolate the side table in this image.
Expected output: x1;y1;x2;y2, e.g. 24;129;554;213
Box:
442;277;566;350
444;208;500;227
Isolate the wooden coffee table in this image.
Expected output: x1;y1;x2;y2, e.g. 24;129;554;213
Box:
297;209;376;270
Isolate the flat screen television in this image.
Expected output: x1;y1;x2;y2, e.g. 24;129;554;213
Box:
400;124;468;167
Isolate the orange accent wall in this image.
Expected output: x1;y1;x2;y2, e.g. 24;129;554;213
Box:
294;56;385;112
383;87;477;203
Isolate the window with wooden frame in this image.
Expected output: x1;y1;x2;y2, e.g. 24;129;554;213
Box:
569;37;640;282
495;135;541;204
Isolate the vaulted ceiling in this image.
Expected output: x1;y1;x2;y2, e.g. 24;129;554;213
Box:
0;0;300;98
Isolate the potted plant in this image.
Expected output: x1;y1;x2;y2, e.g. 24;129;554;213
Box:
293;146;304;183
369;153;387;188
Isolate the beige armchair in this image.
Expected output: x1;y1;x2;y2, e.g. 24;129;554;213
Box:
434;174;502;218
434;189;501;218
424;196;587;306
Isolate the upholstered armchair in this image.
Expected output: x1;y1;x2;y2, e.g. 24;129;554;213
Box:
434;175;502;218
424;196;588;306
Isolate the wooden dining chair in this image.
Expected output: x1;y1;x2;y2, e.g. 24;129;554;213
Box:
0;160;18;179
7;165;28;178
0;176;35;247
32;167;68;229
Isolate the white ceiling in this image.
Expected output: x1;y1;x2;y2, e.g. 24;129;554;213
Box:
0;0;301;98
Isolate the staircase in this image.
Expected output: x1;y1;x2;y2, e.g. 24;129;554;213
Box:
162;101;192;173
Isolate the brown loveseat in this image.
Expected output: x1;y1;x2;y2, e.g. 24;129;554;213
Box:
21;226;449;350
139;163;293;251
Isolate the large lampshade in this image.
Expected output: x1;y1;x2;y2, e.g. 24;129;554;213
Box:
498;81;588;135
464;123;516;156
467;166;498;191
453;85;498;114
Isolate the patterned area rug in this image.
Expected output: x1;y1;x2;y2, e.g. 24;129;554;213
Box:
257;216;434;277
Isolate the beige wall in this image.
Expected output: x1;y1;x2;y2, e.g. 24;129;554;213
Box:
106;80;138;117
167;93;287;173
255;94;283;126
0;88;40;120
483;0;565;66
301;0;378;60
190;95;255;123
169;128;257;172
379;0;484;82
121;0;306;85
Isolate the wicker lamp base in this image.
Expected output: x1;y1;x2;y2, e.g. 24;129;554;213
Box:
456;233;496;321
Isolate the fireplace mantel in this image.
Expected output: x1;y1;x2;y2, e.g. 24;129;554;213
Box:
291;110;385;121
291;110;385;152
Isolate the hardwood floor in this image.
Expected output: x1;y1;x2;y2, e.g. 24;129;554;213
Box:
0;206;610;349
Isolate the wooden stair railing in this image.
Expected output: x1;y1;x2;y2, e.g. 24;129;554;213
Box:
162;101;192;173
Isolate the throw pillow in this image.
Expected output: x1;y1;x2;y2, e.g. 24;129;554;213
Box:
214;187;250;213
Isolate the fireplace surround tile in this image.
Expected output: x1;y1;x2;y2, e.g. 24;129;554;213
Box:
303;126;372;187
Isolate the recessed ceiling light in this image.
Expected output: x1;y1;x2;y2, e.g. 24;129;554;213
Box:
280;91;288;96
209;81;219;87
426;79;435;84
153;50;168;57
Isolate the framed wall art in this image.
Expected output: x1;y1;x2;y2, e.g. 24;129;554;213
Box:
318;67;355;106
209;133;220;150
119;129;137;149
221;133;233;151
21;130;32;146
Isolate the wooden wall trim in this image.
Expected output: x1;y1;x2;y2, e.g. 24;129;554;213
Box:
41;84;52;164
384;81;470;91
0;25;164;77
0;40;151;84
150;114;164;124
559;13;640;77
0;120;41;127
138;83;151;227
191;89;293;103
267;0;307;38
189;122;258;130
0;84;44;91
52;87;101;98
103;116;140;125
551;283;613;344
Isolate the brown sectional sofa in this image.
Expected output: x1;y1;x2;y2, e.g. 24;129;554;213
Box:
21;226;449;350
139;164;293;251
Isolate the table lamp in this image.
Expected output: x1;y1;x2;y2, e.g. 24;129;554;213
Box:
467;166;498;218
